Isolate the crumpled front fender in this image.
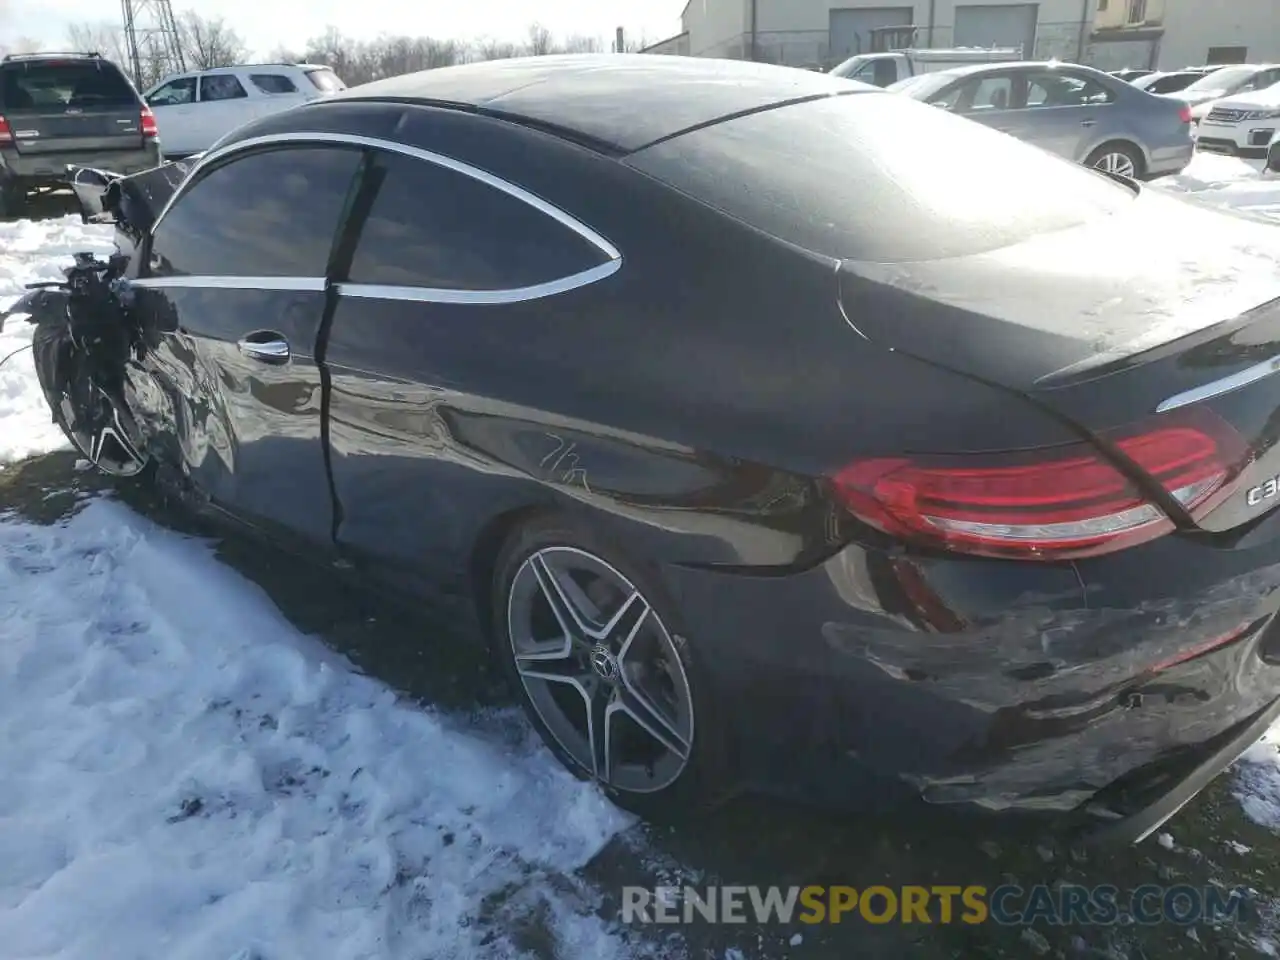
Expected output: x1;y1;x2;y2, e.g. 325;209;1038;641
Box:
0;287;68;333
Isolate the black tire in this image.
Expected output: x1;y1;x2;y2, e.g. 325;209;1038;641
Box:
32;318;153;481
1268;140;1280;174
492;513;735;820
1085;142;1145;180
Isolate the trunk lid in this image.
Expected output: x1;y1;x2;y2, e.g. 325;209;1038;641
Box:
840;186;1280;534
1;59;144;154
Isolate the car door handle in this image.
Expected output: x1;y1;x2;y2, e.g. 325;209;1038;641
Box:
1081;118;1097;127
237;333;290;364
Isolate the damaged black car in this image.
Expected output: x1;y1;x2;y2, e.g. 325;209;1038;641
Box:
10;54;1280;845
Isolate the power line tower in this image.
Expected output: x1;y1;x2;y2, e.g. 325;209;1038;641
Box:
120;0;186;90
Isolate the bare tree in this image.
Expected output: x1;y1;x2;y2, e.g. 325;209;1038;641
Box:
526;23;554;56
178;12;247;70
561;34;603;54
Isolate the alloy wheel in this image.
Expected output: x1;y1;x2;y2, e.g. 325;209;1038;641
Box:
58;378;148;478
506;545;694;794
1093;151;1137;179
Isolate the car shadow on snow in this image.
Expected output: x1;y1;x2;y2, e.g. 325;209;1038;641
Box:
3;450;1280;960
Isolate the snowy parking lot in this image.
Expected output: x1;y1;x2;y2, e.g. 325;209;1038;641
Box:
8;153;1280;959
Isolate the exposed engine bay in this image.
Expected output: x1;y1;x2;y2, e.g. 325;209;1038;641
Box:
0;159;195;477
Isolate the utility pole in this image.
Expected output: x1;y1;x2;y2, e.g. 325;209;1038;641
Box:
120;0;186;90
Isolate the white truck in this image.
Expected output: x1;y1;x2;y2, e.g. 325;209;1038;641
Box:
829;47;1023;88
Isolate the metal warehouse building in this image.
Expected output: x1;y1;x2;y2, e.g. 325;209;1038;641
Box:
645;0;1280;73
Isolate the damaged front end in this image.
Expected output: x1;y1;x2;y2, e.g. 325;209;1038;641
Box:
0;158;191;476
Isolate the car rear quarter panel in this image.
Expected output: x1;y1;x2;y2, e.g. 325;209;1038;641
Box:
280;101;1098;599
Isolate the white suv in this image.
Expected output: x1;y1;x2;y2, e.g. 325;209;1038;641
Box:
1196;80;1280;158
143;63;346;158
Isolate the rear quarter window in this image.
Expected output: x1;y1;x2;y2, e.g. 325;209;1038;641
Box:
1;60;138;110
625;92;1135;263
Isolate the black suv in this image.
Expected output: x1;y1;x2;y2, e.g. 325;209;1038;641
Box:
0;52;162;216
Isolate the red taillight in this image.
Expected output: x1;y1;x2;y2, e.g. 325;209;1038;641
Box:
830;414;1246;561
0;115;12;145
140;106;158;138
1179;104;1193;124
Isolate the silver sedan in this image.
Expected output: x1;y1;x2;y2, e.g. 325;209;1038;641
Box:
889;61;1194;179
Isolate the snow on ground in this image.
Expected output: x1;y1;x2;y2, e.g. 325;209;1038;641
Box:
6;153;1280;956
0;219;636;957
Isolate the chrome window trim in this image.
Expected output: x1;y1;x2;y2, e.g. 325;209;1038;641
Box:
1155;353;1280;413
131;275;325;292
336;259;622;306
150;130;623;264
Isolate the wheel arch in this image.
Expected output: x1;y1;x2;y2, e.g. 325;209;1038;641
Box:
1084;137;1148;175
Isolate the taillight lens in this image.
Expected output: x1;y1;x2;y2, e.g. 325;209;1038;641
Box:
1179;104;1193;124
140;106;158;138
0;115;12;145
830;413;1246;561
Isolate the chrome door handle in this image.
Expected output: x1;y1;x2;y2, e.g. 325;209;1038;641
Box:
1081;118;1096;127
237;334;290;364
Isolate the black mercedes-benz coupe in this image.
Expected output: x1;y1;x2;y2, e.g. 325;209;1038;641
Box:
15;54;1280;844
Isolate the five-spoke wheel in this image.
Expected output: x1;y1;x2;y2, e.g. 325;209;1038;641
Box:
506;545;694;794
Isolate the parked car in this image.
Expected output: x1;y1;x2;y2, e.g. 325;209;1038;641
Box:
1163;63;1280;122
0;51;161;216
889;61;1192;178
143;63;346;158
1131;70;1203;95
1193;81;1280;157
829;45;1021;87
11;54;1280;845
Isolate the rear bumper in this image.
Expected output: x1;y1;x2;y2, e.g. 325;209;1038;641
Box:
1147;141;1195;176
662;514;1280;841
0;142;163;187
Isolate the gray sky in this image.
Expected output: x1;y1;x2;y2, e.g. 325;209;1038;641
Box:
6;0;686;57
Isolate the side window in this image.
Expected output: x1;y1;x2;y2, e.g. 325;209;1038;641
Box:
251;73;298;95
149;146;360;278
966;76;1015;112
200;74;247;102
1027;73;1114;107
147;77;196;106
347;151;611;291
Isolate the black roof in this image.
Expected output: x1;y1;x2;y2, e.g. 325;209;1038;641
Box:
330;54;870;153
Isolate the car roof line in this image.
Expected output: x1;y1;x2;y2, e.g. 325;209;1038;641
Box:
621;88;871;155
328;95;637;156
330;88;875;158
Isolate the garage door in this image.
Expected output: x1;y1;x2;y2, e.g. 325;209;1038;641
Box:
829;7;915;61
953;3;1038;57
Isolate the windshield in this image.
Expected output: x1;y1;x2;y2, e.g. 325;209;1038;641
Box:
305;67;345;93
887;72;958;99
1182;66;1257;94
627;91;1134;264
0;60;137;110
830;56;863;78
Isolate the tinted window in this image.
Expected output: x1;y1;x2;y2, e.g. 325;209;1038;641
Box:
348;151;609;290
251;73;297;94
626;92;1134;264
148;76;196;105
1;61;137;110
200;74;246;101
1026;72;1114;107
150;146;359;278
